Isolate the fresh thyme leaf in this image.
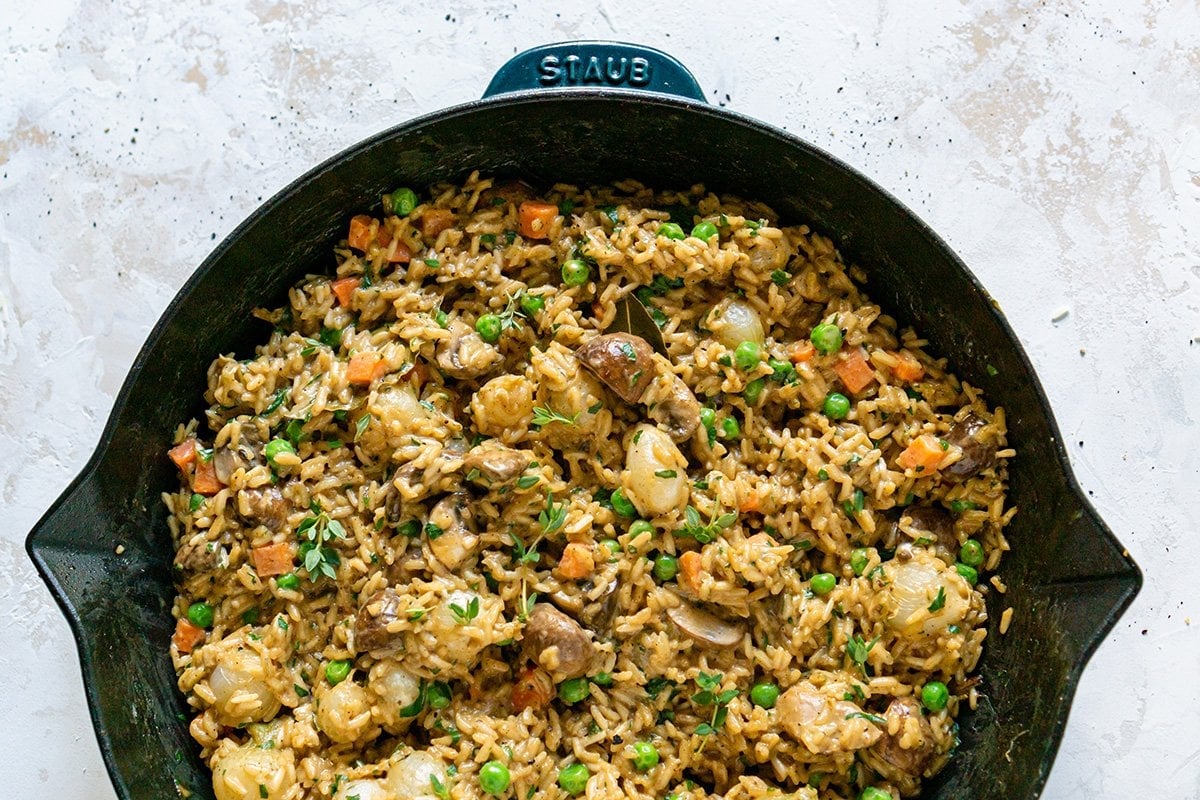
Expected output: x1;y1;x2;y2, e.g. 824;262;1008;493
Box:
262;388;288;416
449;597;480;625
531;405;580;428
928;586;947;613
538;491;567;535
846;634;881;675
430;773;450;800
354;413;372;442
678;507;737;544
516;474;540;490
845;711;887;724
654;469;678;479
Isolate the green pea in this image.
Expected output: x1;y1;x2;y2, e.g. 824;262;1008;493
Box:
690;221;718;242
186;602;214;629
276;573;300;591
769;357;795;382
591;672;613;687
860;789;892;800
628;519;654;538
479;760;511;795
810;573;836;596
699;407;716;429
390;187;418;216
557;763;590;795
324;659;352;686
750;682;780;708
921;681;950;712
631;740;659;771
653;554;679;582
519;293;545;316
959;539;985;567
743;378;765;405
720;416;740;440
611;488;636;518
558;677;590;704
475;313;503;343
427;680;452;709
599;539;621;560
657;222;686;240
561;258;590;287
810;322;843;355
850;548;870;577
955;563;979;584
733;340;762;371
823;392;851;420
264;438;295;463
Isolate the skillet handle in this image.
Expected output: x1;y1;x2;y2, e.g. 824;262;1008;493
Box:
483;41;707;102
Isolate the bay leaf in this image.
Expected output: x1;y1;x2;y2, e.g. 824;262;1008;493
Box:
607;294;668;357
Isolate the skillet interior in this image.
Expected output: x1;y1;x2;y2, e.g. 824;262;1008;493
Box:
26;91;1141;800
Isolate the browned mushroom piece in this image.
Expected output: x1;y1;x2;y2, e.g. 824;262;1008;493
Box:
520;603;595;679
213;425;264;483
174;535;223;572
461;444;533;488
869;696;936;775
478;179;535;208
646;375;702;443
238;485;289;532
575;332;656;404
903;505;957;564
942;413;998;482
666;601;744;648
435;319;502;379
354;588;404;653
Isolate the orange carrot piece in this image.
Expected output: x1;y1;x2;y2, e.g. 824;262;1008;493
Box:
168;438;197;469
834;349;876;394
251;541;295;578
789;341;815;363
420;208;455;239
512;666;554;712
385;238;412;263
518;201;557;240
172;618;206;653
556;542;595;580
896;434;946;474
191;457;222;496
331;277;359;307
679;551;704;594
347;352;387;385
347;214;374;251
891;350;925;383
739;489;761;514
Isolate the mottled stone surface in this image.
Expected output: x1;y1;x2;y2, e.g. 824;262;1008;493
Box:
2;2;1197;798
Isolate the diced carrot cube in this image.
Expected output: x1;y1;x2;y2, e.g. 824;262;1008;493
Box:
511;666;553;712
896;434;946;474
347;352;387;385
191;457;222;496
789;342;815;363
739;489;761;514
385;238;412;263
347;214;374;251
891;350;925;383
331;277;359;307
518;201;557;240
556;542;595;580
679;550;704;594
251;541;295;578
834;349;876;394
172;618;206;653
420;208;455;238
168;438;197;469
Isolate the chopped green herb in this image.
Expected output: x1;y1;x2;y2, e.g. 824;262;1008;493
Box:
449;596;480;625
531;405;580;428
654;469;678;479
188;493;204;512
928;587;947;613
538;491;568;535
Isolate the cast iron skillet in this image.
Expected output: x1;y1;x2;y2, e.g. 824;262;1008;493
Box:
26;41;1140;800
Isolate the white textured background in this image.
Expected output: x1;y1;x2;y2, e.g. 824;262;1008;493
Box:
2;1;1198;798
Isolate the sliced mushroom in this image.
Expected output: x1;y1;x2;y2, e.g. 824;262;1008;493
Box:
879;504;957;564
576;332;656;403
666;601;744;648
461;444;533;488
426;493;478;570
942;413;998;482
646;374;701;443
174;534;224;572
435;319;502;379
478;179;534;208
354;588;403;653
521;603;594;679
213;425;264;483
238;485;289;532
869;696;936;775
